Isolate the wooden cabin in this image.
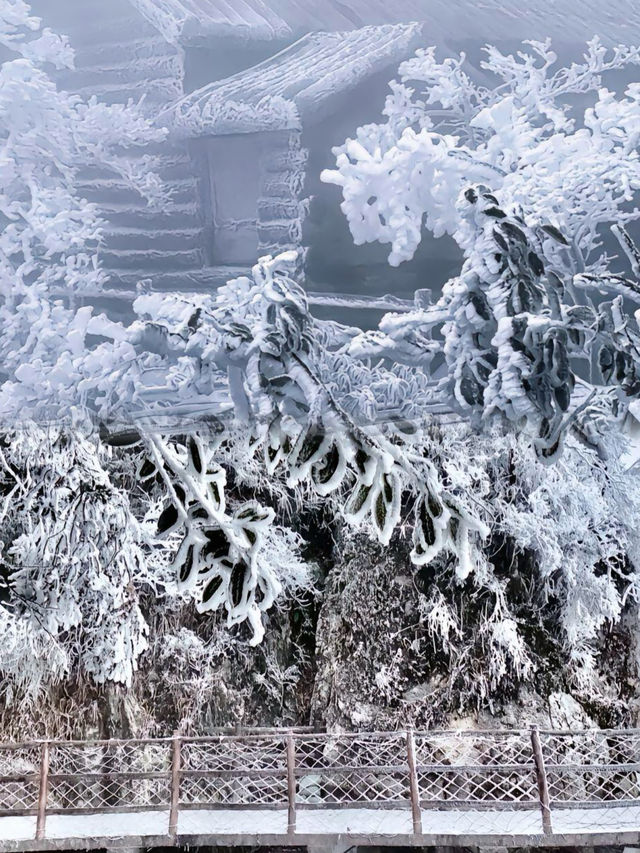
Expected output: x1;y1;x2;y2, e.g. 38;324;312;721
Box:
30;0;640;326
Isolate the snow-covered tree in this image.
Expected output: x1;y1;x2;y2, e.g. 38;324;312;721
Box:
0;0;168;419
0;1;168;692
323;40;640;458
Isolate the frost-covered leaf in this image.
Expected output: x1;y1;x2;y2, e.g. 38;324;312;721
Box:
371;471;402;546
344;479;375;523
311;442;348;496
157;501;181;536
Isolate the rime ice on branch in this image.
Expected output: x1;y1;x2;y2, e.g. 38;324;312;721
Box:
4;25;640;707
323;40;640;458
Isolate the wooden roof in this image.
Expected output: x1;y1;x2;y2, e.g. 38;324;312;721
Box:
172;23;424;134
130;0;640;46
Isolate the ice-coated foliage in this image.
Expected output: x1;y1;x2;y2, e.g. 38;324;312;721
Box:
0;1;167;692
128;252;489;592
0;0;169;417
323;41;640;457
142;429;309;646
84;248;640;705
2;16;640;725
0;425;151;691
312;426;640;728
324;39;640;270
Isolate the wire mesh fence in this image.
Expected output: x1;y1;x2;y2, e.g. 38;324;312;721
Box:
1;728;640;842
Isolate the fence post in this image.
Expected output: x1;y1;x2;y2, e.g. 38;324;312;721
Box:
35;740;49;841
531;726;552;835
286;732;296;835
406;726;422;835
169;731;181;839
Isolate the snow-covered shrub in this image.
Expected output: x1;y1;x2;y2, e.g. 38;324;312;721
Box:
324;39;640;270
99;244;640;709
0;425;151;690
312;426;640;728
127;252;488;603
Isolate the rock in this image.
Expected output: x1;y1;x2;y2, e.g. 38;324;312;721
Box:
298;773;322;803
548;692;596;729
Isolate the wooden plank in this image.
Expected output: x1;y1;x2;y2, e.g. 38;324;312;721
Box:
177;802;288;811
42;805;176;816
180;769;286;779
293;764;410;775
169;732;181;838
180;764;430;778
551;798;640;810
5;826;640;853
35;742;49;841
45;736;172;747
290;799;538;811
182;726;318;740
531;726;553;835
0;774;39;784
414;762;539;774
0;809;38;817
291;729;409;740
306;291;415;313
47;771;169;782
182;732;288;744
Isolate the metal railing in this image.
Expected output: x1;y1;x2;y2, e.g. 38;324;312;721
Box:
2;727;640;840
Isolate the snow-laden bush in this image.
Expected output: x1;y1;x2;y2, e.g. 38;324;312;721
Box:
323;39;640;271
0;1;167;693
311;426;640;728
0;425;151;690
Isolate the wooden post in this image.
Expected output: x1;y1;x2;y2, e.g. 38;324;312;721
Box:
35;740;49;841
168;731;181;839
531;726;552;835
286;732;296;835
406;726;422;835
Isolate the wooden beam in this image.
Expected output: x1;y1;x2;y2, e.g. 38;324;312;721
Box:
286;732;296;835
35;741;49;841
306;291;415;313
531;726;553;835
169;732;181;839
406;727;422;835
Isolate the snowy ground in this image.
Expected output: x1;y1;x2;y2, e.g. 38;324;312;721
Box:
551;805;640;834
1;805;640;846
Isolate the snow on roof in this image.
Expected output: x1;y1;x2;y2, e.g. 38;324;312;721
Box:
129;0;640;46
129;0;290;43
128;0;430;44
172;23;424;135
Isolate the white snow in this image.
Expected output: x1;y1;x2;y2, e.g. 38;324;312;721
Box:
178;808;288;835
6;804;640;845
419;807;543;836
0;811;171;843
46;810;171;839
297;808;413;835
552;805;640;834
0;815;37;841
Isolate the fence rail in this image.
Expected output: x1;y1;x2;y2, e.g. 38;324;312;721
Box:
2;727;640;841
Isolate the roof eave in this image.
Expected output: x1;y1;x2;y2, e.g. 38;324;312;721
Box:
169;22;425;137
